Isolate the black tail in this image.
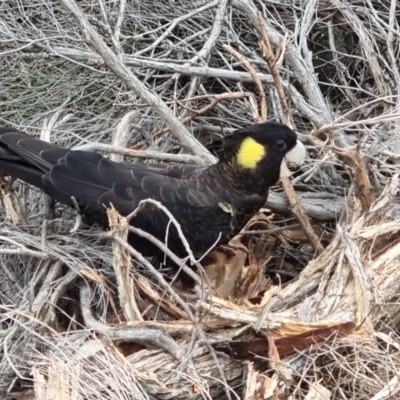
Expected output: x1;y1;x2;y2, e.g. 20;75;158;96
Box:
0;128;110;226
0;128;67;188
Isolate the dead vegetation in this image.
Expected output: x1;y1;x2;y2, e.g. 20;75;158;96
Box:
1;0;400;399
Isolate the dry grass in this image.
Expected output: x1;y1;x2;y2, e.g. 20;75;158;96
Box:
1;0;400;399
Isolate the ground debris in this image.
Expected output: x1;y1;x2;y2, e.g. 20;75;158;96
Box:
2;0;400;399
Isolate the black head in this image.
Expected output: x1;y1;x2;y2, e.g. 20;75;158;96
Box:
222;121;297;166
217;121;303;195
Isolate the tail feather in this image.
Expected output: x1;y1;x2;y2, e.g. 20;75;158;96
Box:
0;133;62;173
0;130;58;189
40;148;69;165
0;159;44;187
0;129;115;222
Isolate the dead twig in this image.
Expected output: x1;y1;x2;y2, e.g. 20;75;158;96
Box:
73;142;203;165
257;12;289;125
0;174;25;225
153;91;255;138
60;0;216;164
331;145;375;212
79;285;182;358
257;12;324;255
107;207;143;322
223;44;267;122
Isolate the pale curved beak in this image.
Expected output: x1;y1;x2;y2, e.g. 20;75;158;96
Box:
279;140;306;178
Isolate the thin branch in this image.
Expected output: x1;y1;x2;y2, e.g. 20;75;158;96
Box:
223;44;267;122
257;12;289;125
59;0;216;164
73;142;202;164
257;12;324;255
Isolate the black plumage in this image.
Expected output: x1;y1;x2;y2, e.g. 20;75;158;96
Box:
0;122;304;258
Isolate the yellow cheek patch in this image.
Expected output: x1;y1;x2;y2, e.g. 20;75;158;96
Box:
237;137;266;169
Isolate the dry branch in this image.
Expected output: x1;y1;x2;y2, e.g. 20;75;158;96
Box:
0;174;25;225
107;207;143;322
73;142;202;164
223;44;267;122
256;12;324;255
331;145;375;212
79;285;182;358
2;0;400;399
59;0;216;164
153;92;254;138
257;12;289;125
280;178;324;255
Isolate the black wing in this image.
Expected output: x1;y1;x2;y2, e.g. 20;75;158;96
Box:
0;129;201;224
0;129;265;257
46;153;263;256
